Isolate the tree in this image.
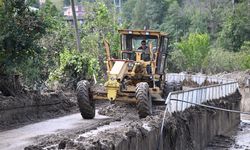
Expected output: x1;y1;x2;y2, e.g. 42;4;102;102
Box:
121;0;136;28
160;1;190;42
0;0;48;95
49;1;119;85
218;1;250;51
175;33;210;72
0;0;47;75
121;0;168;29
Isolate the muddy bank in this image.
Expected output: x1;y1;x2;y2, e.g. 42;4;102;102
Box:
240;88;250;112
0;91;77;131
165;90;241;150
26;91;241;150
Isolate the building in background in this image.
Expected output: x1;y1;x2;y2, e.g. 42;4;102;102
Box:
63;5;84;24
39;0;46;5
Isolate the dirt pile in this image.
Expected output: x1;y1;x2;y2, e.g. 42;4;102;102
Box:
0;91;77;130
212;70;250;87
98;103;138;119
212;70;250;112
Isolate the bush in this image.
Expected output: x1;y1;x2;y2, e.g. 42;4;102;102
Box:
202;49;240;73
168;34;250;74
48;49;99;87
169;33;210;72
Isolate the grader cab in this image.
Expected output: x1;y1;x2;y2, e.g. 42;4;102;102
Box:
76;29;182;119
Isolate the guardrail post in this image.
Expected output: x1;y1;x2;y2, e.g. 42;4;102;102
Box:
181;93;184;111
190;91;194;106
201;88;204;103
204;88;207;102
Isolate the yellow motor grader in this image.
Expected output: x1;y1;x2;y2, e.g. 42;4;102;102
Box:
76;29;182;119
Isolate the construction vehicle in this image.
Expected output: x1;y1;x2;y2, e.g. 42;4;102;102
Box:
76;29;182;119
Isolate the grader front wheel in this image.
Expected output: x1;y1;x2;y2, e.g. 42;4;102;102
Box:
136;82;152;118
76;80;95;119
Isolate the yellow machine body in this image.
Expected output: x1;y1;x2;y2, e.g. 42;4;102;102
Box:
93;29;169;103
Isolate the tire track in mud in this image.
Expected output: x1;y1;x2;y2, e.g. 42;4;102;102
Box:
23;103;166;150
0;109;119;150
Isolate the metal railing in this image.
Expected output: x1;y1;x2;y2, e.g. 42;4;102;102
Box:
165;74;239;113
166;73;235;85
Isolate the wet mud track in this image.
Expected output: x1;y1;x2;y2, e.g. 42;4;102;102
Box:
23;103;166;149
0;102;158;150
0;111;117;150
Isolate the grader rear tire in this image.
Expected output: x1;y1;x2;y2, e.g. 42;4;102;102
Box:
174;82;183;91
163;82;175;98
76;80;95;119
136;82;152;118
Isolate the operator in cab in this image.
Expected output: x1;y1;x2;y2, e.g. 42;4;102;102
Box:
137;40;151;74
138;40;150;61
138;40;148;51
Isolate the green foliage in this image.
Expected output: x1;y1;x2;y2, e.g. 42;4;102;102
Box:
240;41;250;69
2;0;250;90
122;0;166;29
218;1;250;51
48;49;99;83
160;1;190;41
30;0;77;87
174;33;210;72
48;1;119;85
202;48;250;73
170;44;250;74
81;1;119;58
0;0;47;75
188;9;208;34
168;49;187;72
121;0;136;28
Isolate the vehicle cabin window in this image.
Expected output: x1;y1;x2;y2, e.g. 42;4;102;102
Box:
122;34;158;61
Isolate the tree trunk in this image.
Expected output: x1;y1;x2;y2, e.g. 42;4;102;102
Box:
0;75;24;97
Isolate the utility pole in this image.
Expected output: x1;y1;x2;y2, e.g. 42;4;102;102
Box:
113;0;122;25
71;0;81;52
232;0;235;13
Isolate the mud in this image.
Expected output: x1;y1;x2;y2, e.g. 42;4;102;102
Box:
0;91;77;131
206;115;250;150
212;70;250;88
182;78;218;88
24;91;241;150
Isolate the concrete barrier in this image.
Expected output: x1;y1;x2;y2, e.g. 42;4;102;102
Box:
161;91;241;150
97;91;241;150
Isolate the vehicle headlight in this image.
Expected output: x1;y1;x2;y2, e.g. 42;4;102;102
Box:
128;62;134;67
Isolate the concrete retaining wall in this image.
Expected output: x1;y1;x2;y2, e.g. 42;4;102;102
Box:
162;90;241;150
116;91;241;150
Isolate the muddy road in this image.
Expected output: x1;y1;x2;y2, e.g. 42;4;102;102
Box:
232;117;250;150
0;111;114;150
0;102;148;150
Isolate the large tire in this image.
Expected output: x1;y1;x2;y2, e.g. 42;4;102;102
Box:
76;80;95;119
136;82;152;118
163;82;175;98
